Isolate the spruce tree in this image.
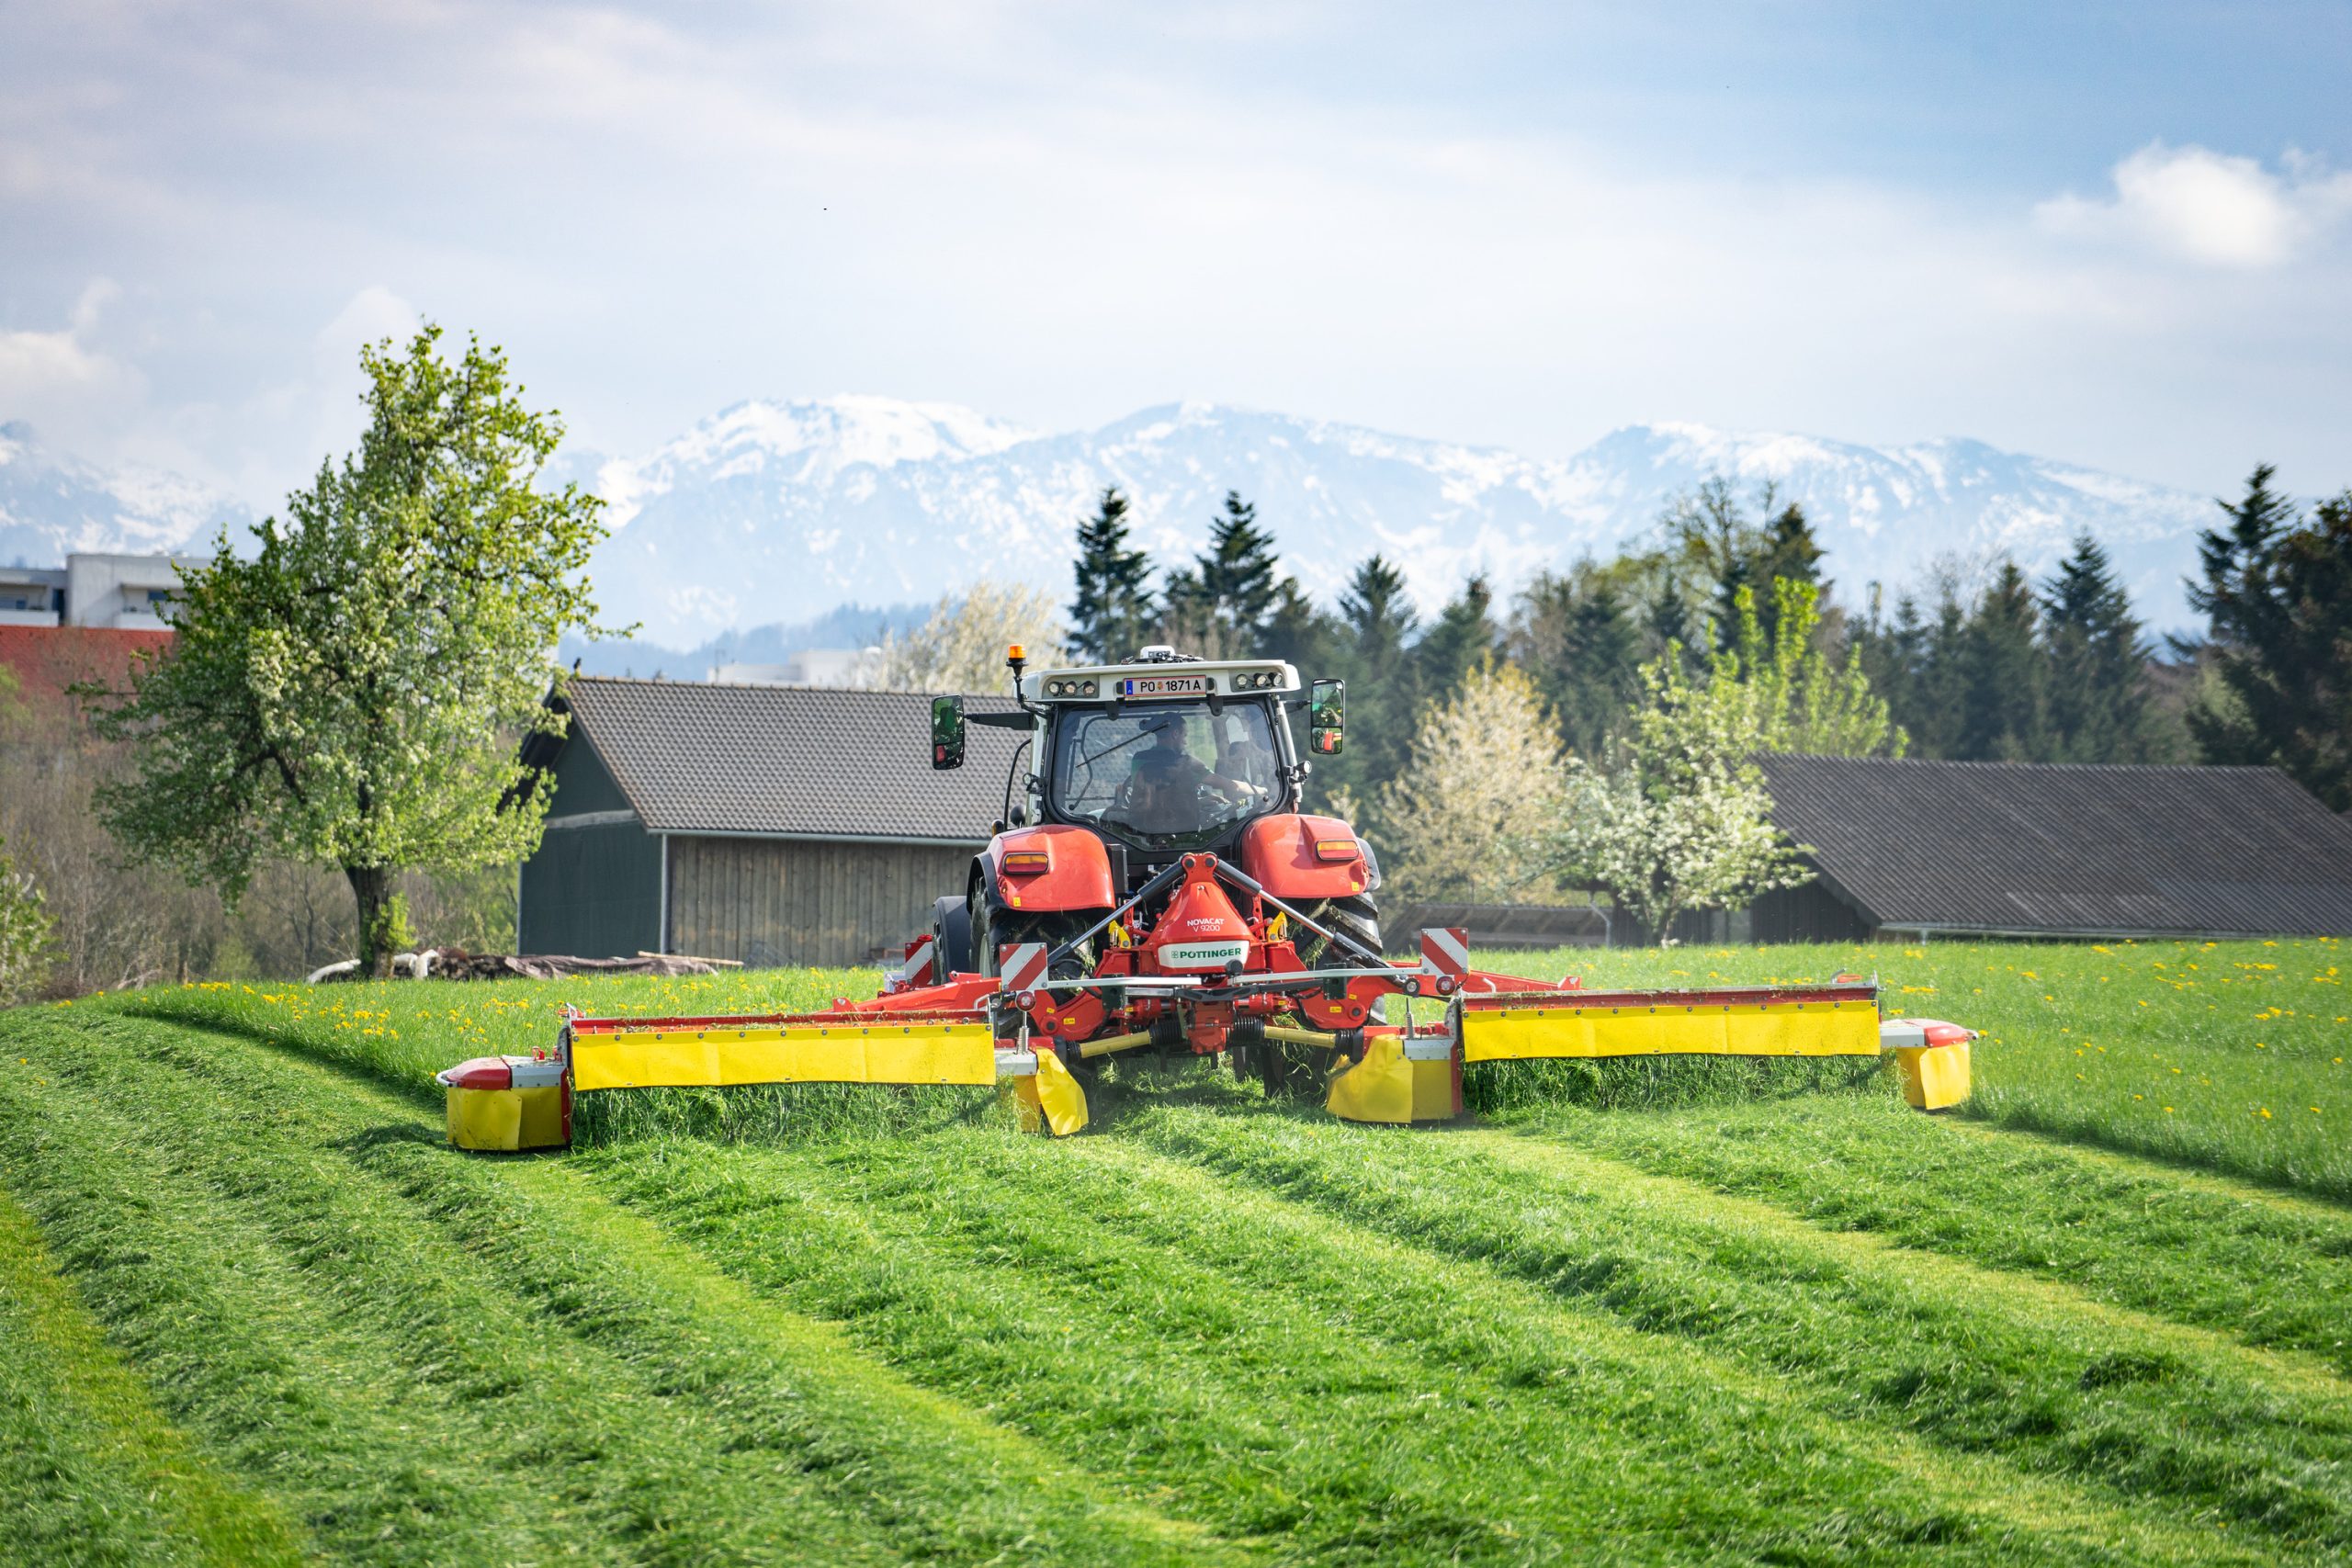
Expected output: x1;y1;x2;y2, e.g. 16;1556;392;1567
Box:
1955;561;2047;760
2041;533;2162;761
1512;563;1642;760
1322;555;1422;825
1417;576;1498;703
1197;491;1284;644
1068;486;1156;662
1752;503;1826;645
2187;468;2352;807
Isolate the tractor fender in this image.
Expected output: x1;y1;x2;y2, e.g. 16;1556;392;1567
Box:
981;824;1116;914
1239;814;1371;902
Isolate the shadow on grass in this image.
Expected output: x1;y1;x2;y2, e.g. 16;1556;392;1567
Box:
1959;1100;2352;1212
110;1006;447;1112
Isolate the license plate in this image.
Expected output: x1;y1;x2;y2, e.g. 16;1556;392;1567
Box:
1119;675;1207;696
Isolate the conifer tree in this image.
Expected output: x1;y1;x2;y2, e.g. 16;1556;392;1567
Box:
1955;560;2047;760
2041;533;2163;762
1511;563;1643;759
1068;486;1157;662
1417;576;1498;701
1752;503;1826;645
2188;468;2352;807
1317;556;1421;824
1197;491;1284;643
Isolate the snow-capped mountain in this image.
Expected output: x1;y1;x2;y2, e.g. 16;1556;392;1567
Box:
0;400;2222;644
0;423;247;567
583;400;2219;645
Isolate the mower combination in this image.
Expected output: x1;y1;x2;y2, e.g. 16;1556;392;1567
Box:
438;646;1975;1149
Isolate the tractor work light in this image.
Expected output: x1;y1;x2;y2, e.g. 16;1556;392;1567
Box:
1002;850;1051;873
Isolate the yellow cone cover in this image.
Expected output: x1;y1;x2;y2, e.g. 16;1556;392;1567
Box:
1030;1046;1090;1136
1896;1041;1972;1110
1328;1035;1417;1123
446;1086;567;1151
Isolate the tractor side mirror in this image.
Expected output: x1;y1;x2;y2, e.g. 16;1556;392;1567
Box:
931;695;967;770
1308;678;1344;756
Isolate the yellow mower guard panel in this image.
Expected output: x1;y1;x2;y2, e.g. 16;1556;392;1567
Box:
1460;998;1881;1062
570;1022;998;1091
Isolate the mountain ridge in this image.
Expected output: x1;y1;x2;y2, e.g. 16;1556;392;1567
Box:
1;400;2221;641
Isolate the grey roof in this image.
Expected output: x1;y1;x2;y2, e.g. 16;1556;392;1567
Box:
561;677;1025;841
1759;754;2352;938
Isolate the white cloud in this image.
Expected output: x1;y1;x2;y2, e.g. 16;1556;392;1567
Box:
0;279;145;434
2036;143;2352;268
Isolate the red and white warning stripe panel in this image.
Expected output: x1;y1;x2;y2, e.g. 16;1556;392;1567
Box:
1419;927;1469;980
1878;1017;1977;1049
888;934;937;992
998;942;1049;994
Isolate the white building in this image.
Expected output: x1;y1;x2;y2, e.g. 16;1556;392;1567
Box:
707;648;873;687
0;554;207;629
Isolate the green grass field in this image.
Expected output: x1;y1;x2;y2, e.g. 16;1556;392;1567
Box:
2;937;2346;1564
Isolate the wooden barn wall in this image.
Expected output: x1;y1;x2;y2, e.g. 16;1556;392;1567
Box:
668;837;978;968
519;819;661;959
1748;875;1875;944
516;739;660;958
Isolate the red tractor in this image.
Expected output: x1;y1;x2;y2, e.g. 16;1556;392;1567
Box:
446;645;1975;1151
920;643;1395;1095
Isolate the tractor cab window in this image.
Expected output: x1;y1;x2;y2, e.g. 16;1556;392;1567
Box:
1049;702;1281;848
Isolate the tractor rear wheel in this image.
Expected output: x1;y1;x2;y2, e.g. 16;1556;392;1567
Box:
932;896;972;975
1294;893;1384;968
971;899;1104;1084
1260;893;1383;1099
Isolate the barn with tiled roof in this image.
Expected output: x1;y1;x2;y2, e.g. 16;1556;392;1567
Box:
515;677;1023;964
1752;755;2352;942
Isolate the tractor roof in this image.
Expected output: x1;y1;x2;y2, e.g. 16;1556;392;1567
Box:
1022;657;1299;702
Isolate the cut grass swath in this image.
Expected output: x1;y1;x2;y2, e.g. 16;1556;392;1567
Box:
585;1122;2297;1566
0;1008;1240;1568
0;1186;303;1568
1501;1093;2352;1376
1128;1095;2352;1550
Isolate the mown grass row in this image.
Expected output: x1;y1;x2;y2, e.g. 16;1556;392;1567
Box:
99;934;2351;1192
582;1110;2304;1565
1499;1093;2352;1375
1115;1091;2352;1551
0;1186;301;1568
0;1009;1231;1566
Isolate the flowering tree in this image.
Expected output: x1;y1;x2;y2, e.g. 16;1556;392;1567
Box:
87;325;612;976
1375;660;1565;905
1544;580;1898;942
872;581;1068;694
0;836;56;1003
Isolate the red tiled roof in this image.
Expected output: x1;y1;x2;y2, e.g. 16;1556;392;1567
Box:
0;626;174;709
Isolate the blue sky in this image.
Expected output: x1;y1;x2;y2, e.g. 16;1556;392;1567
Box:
2;2;2346;509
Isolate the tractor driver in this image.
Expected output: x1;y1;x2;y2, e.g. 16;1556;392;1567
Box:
1125;717;1264;828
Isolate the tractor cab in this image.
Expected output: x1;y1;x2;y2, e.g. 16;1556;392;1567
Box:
925;646;1371;990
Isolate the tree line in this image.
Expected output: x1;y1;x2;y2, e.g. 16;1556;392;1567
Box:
1046;465;2352;909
